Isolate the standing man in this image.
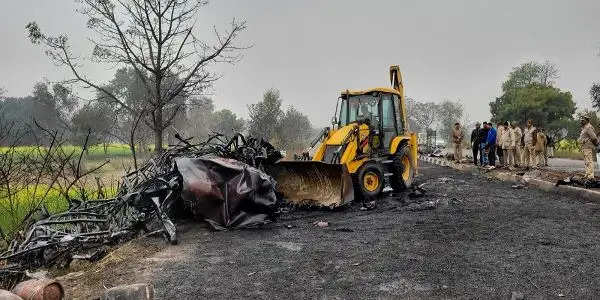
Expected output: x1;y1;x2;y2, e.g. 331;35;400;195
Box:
452;122;464;163
545;134;554;166
496;122;505;166
471;122;481;165
479;122;490;166
512;122;523;167
535;127;547;168
501;121;515;169
485;122;497;168
577;116;598;180
523;120;537;169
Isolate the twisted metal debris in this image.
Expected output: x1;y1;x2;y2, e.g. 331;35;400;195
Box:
0;133;282;289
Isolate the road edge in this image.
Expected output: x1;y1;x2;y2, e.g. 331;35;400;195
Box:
419;155;600;202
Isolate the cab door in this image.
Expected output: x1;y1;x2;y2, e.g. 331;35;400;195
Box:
380;94;398;150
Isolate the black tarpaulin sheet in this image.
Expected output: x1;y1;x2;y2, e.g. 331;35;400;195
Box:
176;156;278;230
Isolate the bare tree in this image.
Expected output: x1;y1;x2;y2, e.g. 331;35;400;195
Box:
591;83;600;111
538;60;560;86
406;97;438;133
26;0;247;153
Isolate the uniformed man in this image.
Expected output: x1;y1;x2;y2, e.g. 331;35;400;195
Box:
452;122;464;163
577;116;599;180
522;120;537;169
512;122;523;167
501;121;515;169
535;127;547;168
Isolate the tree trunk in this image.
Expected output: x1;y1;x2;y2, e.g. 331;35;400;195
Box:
154;107;164;154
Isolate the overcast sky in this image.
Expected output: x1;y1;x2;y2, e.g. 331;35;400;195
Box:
2;0;600;126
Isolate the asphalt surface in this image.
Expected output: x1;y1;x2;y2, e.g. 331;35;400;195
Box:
137;162;600;299
547;157;599;175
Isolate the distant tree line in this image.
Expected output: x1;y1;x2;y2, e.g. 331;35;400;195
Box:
0;72;313;154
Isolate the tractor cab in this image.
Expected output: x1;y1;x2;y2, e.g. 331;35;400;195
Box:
334;88;406;152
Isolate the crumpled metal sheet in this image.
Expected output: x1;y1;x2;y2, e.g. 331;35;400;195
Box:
176;156;278;230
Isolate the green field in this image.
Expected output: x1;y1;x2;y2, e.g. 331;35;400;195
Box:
0;144;140;240
0;143;136;158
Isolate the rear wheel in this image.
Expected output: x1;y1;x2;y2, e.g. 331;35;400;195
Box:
357;162;384;199
391;146;414;191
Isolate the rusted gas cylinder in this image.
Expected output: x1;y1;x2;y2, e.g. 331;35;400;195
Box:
11;279;63;300
0;289;23;300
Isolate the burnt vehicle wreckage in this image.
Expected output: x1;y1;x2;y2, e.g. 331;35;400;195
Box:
0;133;284;289
0;132;422;290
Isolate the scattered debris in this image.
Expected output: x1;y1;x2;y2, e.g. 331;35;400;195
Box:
333;228;354;232
360;200;377;211
102;283;154;300
511;184;525;189
403;199;439;211
314;221;329;228
511;291;524;300
556;176;600;188
438;177;452;183
408;184;426;199
285;224;294;229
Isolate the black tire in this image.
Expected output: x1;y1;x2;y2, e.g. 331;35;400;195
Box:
357;162;385;199
391;146;414;191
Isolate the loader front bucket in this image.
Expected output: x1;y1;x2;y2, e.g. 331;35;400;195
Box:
267;161;354;208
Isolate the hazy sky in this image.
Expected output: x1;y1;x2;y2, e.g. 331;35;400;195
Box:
2;0;600;126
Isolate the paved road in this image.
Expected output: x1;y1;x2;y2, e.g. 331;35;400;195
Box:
124;162;600;299
547;157;599;174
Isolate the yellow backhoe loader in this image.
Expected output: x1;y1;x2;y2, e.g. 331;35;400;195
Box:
268;65;418;207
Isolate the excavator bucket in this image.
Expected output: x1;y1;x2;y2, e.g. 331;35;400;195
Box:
267;161;354;208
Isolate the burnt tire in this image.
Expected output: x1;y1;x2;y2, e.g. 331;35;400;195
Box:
391;146;414;191
357;162;385;199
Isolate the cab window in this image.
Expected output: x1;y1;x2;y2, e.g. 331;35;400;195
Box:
347;95;379;125
393;95;404;133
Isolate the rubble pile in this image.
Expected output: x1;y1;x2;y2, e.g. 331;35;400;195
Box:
0;133;283;290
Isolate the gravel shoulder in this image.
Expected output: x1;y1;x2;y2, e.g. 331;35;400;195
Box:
62;162;600;299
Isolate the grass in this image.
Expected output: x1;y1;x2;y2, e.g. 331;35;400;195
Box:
0;183;120;240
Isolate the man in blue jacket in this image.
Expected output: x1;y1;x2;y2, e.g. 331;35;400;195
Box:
485;122;497;167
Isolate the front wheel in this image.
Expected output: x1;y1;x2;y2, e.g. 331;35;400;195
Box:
357;162;385;199
391;146;414;191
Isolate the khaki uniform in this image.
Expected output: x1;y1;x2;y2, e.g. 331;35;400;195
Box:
496;126;505;165
578;123;598;179
522;126;537;168
535;132;546;167
452;127;464;162
513;127;523;166
502;127;516;167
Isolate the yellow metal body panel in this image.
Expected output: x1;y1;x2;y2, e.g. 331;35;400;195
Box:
346;157;368;174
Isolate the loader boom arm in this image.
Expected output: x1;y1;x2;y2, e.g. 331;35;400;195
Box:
390;65;409;132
